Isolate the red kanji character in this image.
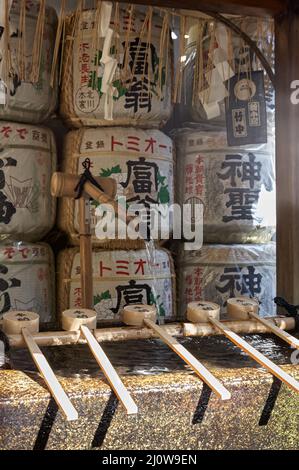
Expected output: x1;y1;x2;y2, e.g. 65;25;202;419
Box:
37;268;46;281
115;260;129;276
0;126;12;138
195;155;203;165
134;258;147;275
99;261;112;277
16;128;28;140
111;136;124;151
19;247;30;259
127;136;140;152
3;247;15;259
144;137;157;154
185;164;193;175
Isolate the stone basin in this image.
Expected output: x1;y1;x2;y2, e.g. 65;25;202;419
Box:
0;335;299;450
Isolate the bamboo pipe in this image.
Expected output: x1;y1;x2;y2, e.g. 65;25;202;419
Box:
22;328;78;421
78;198;93;309
208;317;299;394
81;325;138;415
51;172;129;224
5;318;296;348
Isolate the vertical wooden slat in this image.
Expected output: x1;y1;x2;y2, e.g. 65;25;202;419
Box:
275;3;299;305
79;198;93;309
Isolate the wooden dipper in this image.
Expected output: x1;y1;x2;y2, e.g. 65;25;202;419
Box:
122;304;231;400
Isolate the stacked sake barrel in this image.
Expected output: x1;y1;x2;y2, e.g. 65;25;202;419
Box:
58;5;175;324
0;1;58;325
176;128;276;318
57;247;175;324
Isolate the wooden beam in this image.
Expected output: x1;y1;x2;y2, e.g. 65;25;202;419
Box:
121;0;285;18
275;2;299;306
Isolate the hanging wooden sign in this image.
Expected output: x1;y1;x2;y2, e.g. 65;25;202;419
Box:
225;71;267;146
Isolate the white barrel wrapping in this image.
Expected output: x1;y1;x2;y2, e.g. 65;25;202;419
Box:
57;247;175;324
59;127;174;246
176;129;275;243
0;0;58;124
177;243;276;318
0;121;57;241
60;6;172;128
182;16;274;124
0;242;55;324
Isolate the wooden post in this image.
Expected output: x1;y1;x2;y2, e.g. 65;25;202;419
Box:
78;198;93;309
275;2;299;305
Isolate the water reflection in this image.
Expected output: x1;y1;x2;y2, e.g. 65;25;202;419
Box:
10;333;297;379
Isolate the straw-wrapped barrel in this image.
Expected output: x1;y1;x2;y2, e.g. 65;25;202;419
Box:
0;121;56;241
177;243;276;319
0;242;55;324
0;0;57;123
176;128;275;244
58;126;174;248
57;247;176;325
60;6;172;128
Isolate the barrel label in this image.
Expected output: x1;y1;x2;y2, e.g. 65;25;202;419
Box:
0;243;54;323
0;123;56;239
71;9;171;123
67;250;174;322
179;250;276;318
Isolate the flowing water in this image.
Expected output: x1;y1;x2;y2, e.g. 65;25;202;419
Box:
144;238;165;324
10;334;297;379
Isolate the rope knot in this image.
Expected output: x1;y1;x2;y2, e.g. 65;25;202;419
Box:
74;158;104;200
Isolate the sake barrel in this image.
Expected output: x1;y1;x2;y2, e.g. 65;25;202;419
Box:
176;129;275;244
0;242;55;324
59;127;174;247
0;0;57;124
181;16;274;124
177;243;276;319
60;6;172;128
0;121;57;241
57;247;175;325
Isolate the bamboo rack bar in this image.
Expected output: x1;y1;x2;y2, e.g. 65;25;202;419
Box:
5;317;296;349
183;317;296;338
